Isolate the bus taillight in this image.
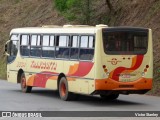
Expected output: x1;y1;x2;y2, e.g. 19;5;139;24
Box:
144;65;149;72
102;65;108;72
144;69;147;72
103;65;106;68
102;65;109;76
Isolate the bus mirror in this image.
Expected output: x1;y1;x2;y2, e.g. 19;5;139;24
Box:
4;40;10;56
5;44;7;52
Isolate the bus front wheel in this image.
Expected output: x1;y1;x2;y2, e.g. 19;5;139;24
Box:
20;73;32;93
58;77;74;101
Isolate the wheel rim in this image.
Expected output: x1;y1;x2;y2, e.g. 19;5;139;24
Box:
60;82;66;97
21;76;26;88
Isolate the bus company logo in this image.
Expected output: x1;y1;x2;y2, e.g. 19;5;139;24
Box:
30;61;57;71
107;58;121;65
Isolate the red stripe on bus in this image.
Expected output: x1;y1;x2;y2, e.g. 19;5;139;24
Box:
68;62;94;77
33;71;58;87
111;55;144;81
33;62;94;87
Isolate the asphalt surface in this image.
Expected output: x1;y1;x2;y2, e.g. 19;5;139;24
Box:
0;80;160;119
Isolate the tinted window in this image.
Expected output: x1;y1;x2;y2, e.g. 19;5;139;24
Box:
42;35;55;58
30;35;41;57
72;36;79;47
20;35;30;56
11;34;19;41
10;40;18;56
31;35;41;46
79;36;94;60
7;34;19;63
70;36;79;60
56;35;70;59
21;35;29;45
42;35;49;46
80;36;88;48
19;33;95;61
50;36;55;46
89;36;94;48
103;28;148;55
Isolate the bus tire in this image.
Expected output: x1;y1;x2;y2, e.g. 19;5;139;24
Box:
58;77;74;101
20;73;32;93
100;94;119;100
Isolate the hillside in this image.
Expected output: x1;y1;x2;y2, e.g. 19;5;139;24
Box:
0;0;67;79
0;0;160;95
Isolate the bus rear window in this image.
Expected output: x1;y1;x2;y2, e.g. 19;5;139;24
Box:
102;28;148;55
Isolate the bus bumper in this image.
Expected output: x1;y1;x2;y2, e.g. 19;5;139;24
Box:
94;78;152;94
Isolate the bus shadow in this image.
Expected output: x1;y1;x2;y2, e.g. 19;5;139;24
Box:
14;89;146;106
75;94;145;106
14;88;60;99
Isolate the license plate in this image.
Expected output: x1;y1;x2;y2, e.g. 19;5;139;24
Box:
122;74;131;78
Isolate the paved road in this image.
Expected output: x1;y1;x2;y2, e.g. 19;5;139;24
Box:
0;80;160;119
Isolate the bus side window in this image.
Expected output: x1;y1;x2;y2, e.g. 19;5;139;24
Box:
70;36;79;60
10;41;18;56
56;35;70;59
30;35;41;57
42;35;55;58
20;35;30;56
79;36;94;60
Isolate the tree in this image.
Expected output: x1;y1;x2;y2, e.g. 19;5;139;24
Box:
105;0;113;11
54;0;68;12
54;0;93;24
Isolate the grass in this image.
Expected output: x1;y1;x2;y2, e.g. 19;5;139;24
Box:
0;57;6;80
0;31;8;80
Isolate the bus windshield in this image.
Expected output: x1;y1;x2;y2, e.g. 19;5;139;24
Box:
102;28;148;55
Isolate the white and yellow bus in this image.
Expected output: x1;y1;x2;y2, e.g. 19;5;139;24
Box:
5;24;153;101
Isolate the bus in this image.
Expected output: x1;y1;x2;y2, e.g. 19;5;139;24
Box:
4;24;153;101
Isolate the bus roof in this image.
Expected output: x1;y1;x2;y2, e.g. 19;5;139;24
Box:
10;28;95;34
10;24;149;34
10;24;108;34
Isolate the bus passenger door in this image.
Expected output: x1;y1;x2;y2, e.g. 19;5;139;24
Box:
6;39;19;83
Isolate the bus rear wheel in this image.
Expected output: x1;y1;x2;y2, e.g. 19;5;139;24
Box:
20;73;32;93
100;94;119;100
58;77;74;101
